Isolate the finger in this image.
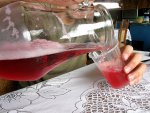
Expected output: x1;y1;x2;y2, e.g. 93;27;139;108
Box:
129;63;147;85
124;53;142;74
128;63;147;85
121;45;133;61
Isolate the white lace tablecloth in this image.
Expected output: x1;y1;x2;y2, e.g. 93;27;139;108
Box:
114;29;132;41
0;56;150;113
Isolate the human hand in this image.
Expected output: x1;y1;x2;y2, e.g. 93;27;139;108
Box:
121;45;147;85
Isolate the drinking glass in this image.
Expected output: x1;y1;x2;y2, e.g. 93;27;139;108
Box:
89;43;129;89
0;1;117;81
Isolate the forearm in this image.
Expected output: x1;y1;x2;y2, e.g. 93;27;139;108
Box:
0;0;83;8
0;0;18;7
0;0;36;8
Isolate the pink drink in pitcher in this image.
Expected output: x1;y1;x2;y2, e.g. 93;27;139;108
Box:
0;39;106;81
0;1;116;81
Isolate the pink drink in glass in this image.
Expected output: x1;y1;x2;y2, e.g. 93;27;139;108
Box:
100;66;129;89
90;44;129;89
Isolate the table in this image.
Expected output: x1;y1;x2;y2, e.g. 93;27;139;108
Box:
114;29;132;41
0;56;150;113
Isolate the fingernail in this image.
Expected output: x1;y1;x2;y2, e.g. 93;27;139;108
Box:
123;54;128;61
130;81;135;85
128;75;134;81
124;66;131;73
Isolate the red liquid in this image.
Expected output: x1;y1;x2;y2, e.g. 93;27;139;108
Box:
101;68;129;89
0;41;107;81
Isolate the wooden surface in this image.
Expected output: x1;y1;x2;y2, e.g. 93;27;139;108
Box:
0;79;18;95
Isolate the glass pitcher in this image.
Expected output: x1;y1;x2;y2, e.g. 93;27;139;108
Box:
0;1;117;81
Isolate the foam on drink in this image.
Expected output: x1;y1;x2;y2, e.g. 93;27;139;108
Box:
0;39;66;60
